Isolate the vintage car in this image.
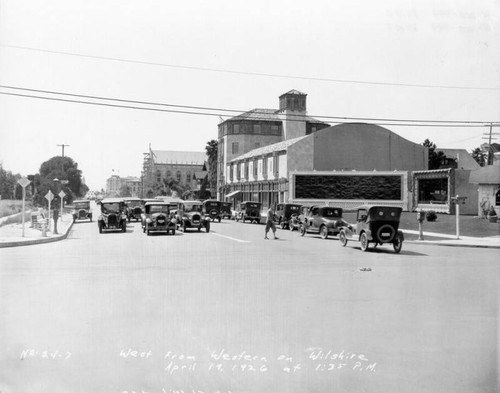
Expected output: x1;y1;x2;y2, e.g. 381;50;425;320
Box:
235;201;262;223
338;205;404;253
143;202;177;235
178;201;210;232
140;199;159;230
72;199;92;222
275;203;302;229
220;202;232;219
289;205;312;231
202;200;222;222
299;205;347;239
123;198;143;222
97;198;127;233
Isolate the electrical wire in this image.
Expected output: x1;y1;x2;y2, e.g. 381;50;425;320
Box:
2;44;499;92
1;85;498;127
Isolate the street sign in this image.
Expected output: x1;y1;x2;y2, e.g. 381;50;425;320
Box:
59;190;66;198
17;177;31;188
45;190;54;202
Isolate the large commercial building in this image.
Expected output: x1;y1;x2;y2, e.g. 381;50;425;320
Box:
219;90;480;214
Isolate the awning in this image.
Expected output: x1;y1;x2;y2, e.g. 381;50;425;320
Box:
226;190;241;198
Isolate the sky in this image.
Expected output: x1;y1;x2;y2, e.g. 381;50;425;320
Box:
0;0;499;191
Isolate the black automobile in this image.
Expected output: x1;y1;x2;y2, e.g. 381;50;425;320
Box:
220;202;232;219
289;205;312;231
72;199;92;222
97;198;127;233
143;202;177;235
236;201;262;223
299;205;347;239
275;203;301;229
202;200;222;222
339;205;404;253
124;198;143;222
178;201;210;232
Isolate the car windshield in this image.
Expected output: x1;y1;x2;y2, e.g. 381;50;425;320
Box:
102;203;121;213
126;200;141;206
185;204;202;213
370;209;399;220
322;208;342;218
288;205;300;212
247;203;259;209
74;202;89;209
205;202;219;208
148;205;170;214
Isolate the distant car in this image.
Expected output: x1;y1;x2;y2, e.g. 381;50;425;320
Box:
123;198;143;222
289;205;312;231
236;201;262;223
143;202;177;236
140;199;158;230
178;201;210;232
275;203;301;229
220;202;232;219
299;206;347;239
72;199;92;222
202;200;222;222
97;198;127;233
339;205;404;253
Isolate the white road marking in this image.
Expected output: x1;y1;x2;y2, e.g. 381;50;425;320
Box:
210;232;251;243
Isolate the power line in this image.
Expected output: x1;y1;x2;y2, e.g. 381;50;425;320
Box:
1;85;498;126
2;90;495;129
2;44;499;92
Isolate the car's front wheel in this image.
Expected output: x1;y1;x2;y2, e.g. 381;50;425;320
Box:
320;225;329;239
360;232;369;251
300;224;306;237
339;230;348;247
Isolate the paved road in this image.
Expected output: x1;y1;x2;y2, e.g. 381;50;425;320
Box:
0;217;498;393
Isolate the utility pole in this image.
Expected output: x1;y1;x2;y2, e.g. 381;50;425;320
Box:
57;144;70;157
482;124;499;165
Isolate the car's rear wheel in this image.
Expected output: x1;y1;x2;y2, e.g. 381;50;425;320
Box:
360;232;369;251
393;234;403;253
320;225;328;239
300;224;306;237
339;230;348;247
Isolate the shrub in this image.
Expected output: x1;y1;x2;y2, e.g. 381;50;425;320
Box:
426;210;437;222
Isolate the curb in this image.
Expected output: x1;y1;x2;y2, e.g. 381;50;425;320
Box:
0;219;75;248
405;239;500;249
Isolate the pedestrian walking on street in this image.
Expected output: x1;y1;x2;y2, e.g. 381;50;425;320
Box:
264;205;278;240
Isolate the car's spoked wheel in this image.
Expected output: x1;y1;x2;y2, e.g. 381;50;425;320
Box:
300;225;306;237
393;234;403;253
339;230;348;247
360;233;369;251
320;225;328;239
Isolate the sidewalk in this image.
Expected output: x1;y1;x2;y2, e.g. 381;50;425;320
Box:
0;213;74;248
402;229;500;249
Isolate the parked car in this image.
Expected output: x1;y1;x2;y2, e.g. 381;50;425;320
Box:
97;198;127;233
289;205;312;231
299;205;347;239
220;202;232;219
143;202;177;235
275;203;301;229
123;198;143;222
236;201;262;223
202;200;222;222
178;201;210;232
72;199;92;222
338;205;404;253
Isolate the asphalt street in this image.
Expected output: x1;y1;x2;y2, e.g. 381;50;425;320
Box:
0;215;498;393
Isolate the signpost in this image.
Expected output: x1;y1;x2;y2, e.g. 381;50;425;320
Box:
17;177;31;237
45;190;54;231
451;195;467;240
59;190;66;220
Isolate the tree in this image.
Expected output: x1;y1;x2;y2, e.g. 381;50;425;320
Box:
0;163;21;199
119;184;132;197
471;147;486;167
34;156;87;206
422;139;446;170
205;139;218;195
